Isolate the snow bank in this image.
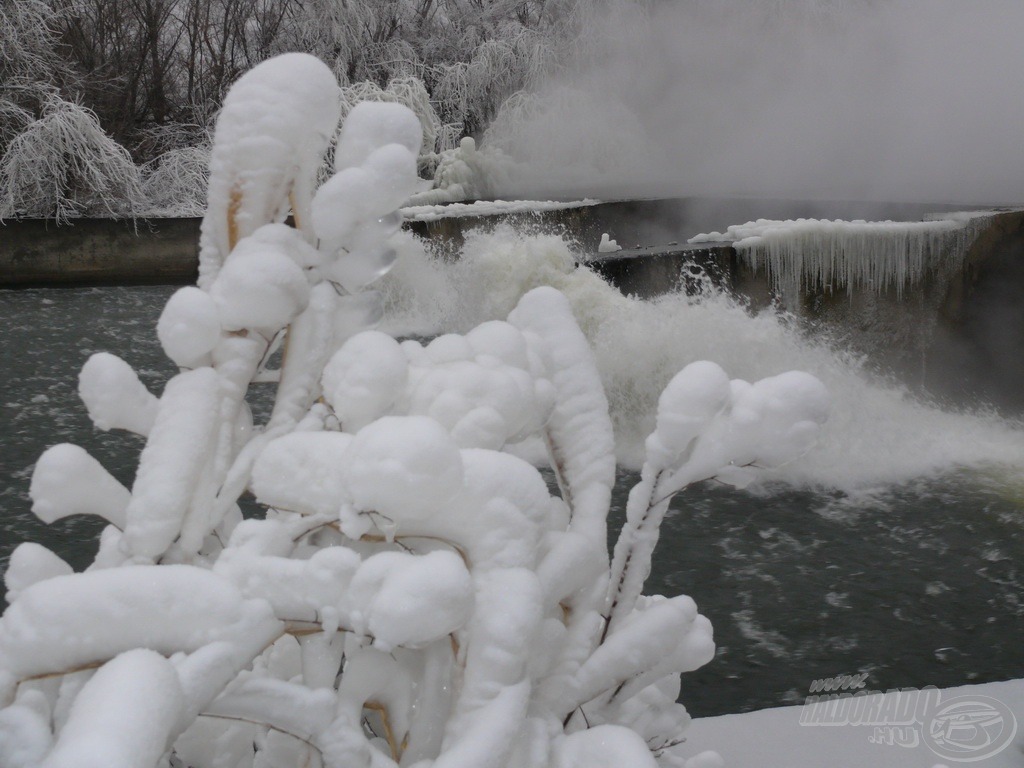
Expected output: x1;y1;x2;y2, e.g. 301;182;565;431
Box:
680;678;1024;768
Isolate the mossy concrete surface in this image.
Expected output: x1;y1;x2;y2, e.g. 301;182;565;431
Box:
1;218;200;287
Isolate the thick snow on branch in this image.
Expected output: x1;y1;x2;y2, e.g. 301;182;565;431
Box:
156;286;222;369
29;443;129;529
0;53;845;768
333;101;424;172
607;362;829;640
0;95;146;222
3;544;72;604
509;287;615;553
321;331;409;432
553;725;660;768
199;53;340;289
252;431;354;517
121;368;222;559
78;353;158;436
689;216;989;299
210;231;312;334
0;565;279;685
40;649;184;768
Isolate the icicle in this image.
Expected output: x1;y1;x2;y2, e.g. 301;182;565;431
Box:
689;215;995;303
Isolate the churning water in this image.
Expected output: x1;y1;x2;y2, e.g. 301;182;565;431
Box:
1;227;1022;716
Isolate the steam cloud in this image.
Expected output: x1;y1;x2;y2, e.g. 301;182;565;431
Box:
488;0;1024;205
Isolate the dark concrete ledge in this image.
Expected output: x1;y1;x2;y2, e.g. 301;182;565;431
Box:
1;218;200;287
586;242;740;299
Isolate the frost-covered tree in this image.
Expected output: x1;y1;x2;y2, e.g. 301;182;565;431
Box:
0;53;829;768
0;95;147;221
0;0;594;216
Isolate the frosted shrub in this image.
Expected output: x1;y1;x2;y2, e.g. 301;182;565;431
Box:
142;144;212;218
0;94;147;222
0;54;829;768
340;78;446;157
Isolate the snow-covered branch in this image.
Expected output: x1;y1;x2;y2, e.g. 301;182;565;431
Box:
0;52;830;768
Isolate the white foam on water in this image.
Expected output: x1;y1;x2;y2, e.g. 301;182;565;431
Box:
379;226;1024;493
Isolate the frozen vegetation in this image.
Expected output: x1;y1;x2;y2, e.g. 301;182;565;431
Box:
598;234;622;253
0;54;835;767
0;0;581;219
6;1;1024;217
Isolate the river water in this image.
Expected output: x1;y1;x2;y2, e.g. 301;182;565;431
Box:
2;232;1023;717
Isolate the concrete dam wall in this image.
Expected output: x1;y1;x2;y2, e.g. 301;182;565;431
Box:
2;200;1021;410
1;217;200;287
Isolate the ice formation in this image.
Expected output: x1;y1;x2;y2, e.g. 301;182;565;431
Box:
401;198;600;223
0;53;833;768
689;215;994;300
598;233;622;253
409;136;516;204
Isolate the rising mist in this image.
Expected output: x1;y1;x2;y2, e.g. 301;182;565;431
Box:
485;0;1024;205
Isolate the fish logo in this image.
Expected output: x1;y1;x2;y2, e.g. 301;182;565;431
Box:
925;695;1017;762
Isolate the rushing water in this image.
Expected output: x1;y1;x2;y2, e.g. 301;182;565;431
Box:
1;230;1023;717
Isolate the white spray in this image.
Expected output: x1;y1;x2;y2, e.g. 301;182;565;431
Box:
380;226;1024;492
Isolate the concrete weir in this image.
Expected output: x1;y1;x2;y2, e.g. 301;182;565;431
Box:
585;208;1024;410
1;199;1021;408
587;242;742;300
1;217;199;287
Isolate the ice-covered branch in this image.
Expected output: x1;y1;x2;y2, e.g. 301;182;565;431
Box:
198;53;340;289
78;353;158;436
508;287;615;555
606;363;829;641
29;444;129;530
0;51;839;768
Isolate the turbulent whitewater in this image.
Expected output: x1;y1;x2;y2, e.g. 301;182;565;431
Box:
379;225;1024;492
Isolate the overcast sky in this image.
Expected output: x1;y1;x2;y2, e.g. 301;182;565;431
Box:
505;0;1024;205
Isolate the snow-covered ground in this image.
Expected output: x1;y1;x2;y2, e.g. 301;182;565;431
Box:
681;679;1024;768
